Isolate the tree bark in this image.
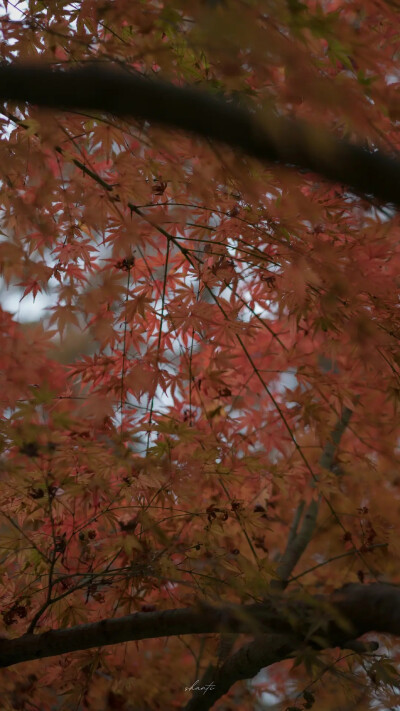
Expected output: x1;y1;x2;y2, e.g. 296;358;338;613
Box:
0;63;399;207
0;583;397;669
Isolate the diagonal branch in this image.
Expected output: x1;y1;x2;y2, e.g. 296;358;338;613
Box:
0;63;399;206
272;401;357;589
183;633;300;711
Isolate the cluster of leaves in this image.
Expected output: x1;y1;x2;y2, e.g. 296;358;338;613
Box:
1;0;400;709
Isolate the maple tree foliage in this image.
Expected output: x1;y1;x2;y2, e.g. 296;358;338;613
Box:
2;0;400;709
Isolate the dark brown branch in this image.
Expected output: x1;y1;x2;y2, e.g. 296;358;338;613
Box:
183;634;300;711
184;632;379;711
0;603;284;668
0;63;400;206
0;583;398;670
273;402;356;589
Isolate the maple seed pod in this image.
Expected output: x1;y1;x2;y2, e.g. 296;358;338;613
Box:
231;501;242;511
115;256;135;271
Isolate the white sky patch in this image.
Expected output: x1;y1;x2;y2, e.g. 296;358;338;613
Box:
1;284;54;321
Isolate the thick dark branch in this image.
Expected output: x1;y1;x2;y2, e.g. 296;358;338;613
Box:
0;63;400;207
184;633;379;711
0;583;399;669
183;634;299;711
0;603;284;668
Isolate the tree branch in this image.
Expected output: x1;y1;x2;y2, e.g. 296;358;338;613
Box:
0;583;399;670
0;603;283;668
183;634;300;711
0;63;399;206
272;402;356;589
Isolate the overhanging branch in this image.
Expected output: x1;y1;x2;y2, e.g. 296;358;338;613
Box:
0;63;399;207
0;583;399;669
0;603;282;668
